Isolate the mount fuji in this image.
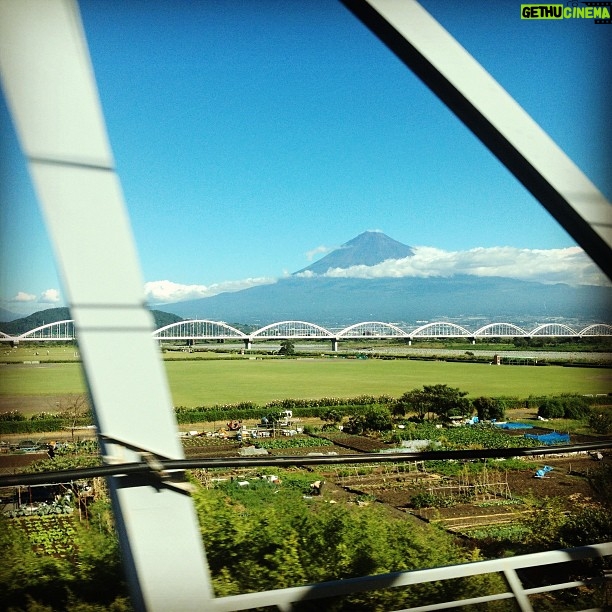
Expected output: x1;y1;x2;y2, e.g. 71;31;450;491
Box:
165;232;611;325
295;231;414;276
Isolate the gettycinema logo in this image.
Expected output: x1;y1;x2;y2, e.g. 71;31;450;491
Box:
521;2;611;22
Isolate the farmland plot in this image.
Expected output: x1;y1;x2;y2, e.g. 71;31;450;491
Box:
15;514;78;559
322;451;610;536
178;424;610;538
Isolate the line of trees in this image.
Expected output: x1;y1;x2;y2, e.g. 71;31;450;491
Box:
3;387;609;435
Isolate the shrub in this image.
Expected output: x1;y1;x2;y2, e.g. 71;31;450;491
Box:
538;399;564;419
521;497;567;547
0;410;26;422
559;506;612;547
538;395;591;420
560;395;590;419
589;409;612;435
410;492;439;508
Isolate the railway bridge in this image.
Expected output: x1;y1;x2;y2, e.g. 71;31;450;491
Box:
3;319;611;352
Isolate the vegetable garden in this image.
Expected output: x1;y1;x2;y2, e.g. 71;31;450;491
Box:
15;514;78;559
1;381;610;610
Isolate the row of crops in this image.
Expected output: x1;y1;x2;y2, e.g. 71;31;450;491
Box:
5;496;74;518
253;436;335;450
381;422;544;449
179;422;560;455
13;514;78;558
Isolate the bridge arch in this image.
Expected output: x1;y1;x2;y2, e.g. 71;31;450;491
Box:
529;323;578;336
474;322;528;337
153;320;247;340
411;321;472;338
0;330;17;344
18;320;76;341
579;323;612;337
251;321;333;339
7;318;612;344
338;321;408;338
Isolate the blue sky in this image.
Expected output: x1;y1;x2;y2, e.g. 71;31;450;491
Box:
1;0;610;315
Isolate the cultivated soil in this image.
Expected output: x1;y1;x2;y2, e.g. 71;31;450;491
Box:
2;413;610;535
172;417;611;535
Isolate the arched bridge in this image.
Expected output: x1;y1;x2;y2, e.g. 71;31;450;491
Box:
2;319;611;351
10;320;76;342
154;320;247;341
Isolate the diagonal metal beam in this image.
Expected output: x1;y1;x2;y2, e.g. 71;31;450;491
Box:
341;0;612;279
0;1;215;609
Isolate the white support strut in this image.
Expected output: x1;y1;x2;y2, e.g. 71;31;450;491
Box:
0;1;215;609
342;0;612;279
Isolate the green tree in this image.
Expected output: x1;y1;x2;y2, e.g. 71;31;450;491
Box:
394;389;429;421
472;396;505;421
278;340;295;356
57;394;91;442
344;406;393;435
422;384;471;422
560;394;590;419
395;386;470;422
321;409;343;430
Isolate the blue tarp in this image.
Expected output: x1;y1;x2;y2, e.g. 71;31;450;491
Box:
524;432;570;445
495;422;534;430
535;465;554;478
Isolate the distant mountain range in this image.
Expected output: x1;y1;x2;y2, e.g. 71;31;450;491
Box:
0;307;182;336
4;232;610;329
168;274;610;325
0;307;21;322
167;232;611;325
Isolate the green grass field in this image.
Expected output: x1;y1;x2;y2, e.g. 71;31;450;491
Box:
1;358;610;409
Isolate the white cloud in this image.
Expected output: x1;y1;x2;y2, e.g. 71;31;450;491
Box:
5;289;63;316
295;270;316;278
40;289;61;303
322;245;609;286
11;289;61;304
145;277;277;304
12;291;37;302
305;245;334;261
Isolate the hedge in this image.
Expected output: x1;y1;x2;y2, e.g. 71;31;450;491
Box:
173;401;390;424
0;418;66;435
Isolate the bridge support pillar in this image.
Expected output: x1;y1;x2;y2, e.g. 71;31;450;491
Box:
408;338;412;346
331;338;338;352
471;338;476;345
244;339;252;350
